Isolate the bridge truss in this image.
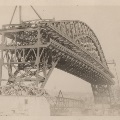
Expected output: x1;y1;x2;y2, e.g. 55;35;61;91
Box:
50;90;84;116
0;6;114;104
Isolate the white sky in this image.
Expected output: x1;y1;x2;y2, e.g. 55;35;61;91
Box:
0;5;120;93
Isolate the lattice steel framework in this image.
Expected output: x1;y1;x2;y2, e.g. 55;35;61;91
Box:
50;90;84;116
0;7;114;104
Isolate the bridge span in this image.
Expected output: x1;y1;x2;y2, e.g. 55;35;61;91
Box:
0;9;114;104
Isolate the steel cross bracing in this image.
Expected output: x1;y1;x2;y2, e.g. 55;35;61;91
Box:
0;19;114;103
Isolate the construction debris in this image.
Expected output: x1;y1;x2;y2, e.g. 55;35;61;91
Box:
0;83;46;96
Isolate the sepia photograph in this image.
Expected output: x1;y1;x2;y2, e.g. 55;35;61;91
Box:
0;0;120;119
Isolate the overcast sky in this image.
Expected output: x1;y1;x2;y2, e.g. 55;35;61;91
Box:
0;6;120;93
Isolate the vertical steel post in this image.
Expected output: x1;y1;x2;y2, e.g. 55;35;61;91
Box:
19;6;22;24
0;33;4;85
36;28;42;86
0;51;3;86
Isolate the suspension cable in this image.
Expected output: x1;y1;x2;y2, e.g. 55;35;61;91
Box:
31;6;42;20
10;6;17;25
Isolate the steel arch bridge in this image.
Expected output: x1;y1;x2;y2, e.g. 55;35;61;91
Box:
0;16;114;103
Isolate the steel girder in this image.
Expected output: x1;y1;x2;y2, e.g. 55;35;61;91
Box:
0;19;114;103
0;28;61;88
